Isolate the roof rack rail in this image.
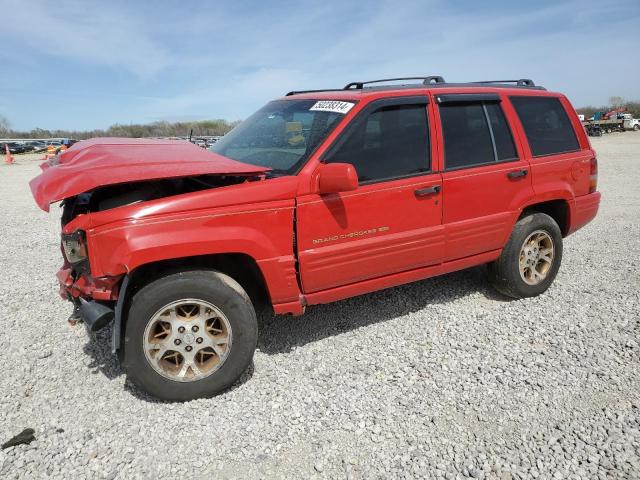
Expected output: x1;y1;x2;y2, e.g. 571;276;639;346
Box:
344;76;446;90
285;77;543;96
471;79;535;87
285;88;345;96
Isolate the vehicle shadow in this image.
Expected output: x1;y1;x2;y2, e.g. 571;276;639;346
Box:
257;265;512;355
123;362;256;403
80;264;511;390
82;327;123;380
81;325;255;400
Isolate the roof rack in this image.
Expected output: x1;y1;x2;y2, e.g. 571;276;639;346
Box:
285;76;544;96
344;76;445;89
471;79;536;87
285;88;345;96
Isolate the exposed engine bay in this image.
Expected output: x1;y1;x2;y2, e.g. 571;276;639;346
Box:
61;174;259;226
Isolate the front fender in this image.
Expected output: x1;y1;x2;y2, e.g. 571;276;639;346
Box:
87;200;300;305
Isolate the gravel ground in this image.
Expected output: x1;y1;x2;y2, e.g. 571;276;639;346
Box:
1;134;639;479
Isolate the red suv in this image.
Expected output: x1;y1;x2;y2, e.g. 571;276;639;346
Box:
31;76;600;401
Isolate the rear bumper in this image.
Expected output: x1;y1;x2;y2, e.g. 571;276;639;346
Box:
57;267;121;301
568;191;601;235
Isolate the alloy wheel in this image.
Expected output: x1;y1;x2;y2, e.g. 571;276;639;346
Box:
518;230;555;286
143;299;232;382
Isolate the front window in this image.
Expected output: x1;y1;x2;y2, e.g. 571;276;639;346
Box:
323;102;430;183
210;99;352;175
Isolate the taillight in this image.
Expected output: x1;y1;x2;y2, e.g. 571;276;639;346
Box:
589;157;598;193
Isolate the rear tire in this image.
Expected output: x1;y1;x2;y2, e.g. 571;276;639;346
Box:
488;213;563;299
123;270;257;401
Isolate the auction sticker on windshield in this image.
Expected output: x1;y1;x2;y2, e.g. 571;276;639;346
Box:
310;101;355;114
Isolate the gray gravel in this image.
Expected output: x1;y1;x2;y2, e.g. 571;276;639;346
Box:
1;134;639;479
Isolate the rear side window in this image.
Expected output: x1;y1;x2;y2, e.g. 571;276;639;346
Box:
510;96;579;156
439;101;517;169
324;103;430;183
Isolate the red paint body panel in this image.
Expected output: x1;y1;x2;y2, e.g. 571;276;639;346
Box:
30;137;268;211
568;192;601;235
31;84;601;318
63;176;302;306
296;174;444;292
439;161;535;259
304;249;502;306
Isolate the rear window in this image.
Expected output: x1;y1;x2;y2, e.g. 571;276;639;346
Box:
439;101;517;170
510;96;579;156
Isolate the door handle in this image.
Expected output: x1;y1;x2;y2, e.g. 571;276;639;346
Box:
507;169;528;179
414;185;441;197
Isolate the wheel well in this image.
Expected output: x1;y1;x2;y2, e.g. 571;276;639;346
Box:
114;253;271;358
520;200;569;236
127;253;271;311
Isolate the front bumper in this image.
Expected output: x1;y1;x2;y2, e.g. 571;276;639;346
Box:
57;267;122;301
58;267;121;332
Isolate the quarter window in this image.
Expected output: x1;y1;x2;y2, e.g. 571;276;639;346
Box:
510;96;579;156
440;101;517;169
324;103;430;183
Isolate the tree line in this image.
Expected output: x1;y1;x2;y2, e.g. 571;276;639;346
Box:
2;96;639;140
0;117;240;140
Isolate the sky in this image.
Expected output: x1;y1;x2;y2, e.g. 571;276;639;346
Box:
1;0;639;131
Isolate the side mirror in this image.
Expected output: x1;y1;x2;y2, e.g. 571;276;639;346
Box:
317;163;358;194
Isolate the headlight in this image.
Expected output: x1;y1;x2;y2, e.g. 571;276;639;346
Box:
61;231;88;264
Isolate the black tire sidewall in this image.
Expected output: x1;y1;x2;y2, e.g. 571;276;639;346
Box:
123;270;257;401
492;213;563;298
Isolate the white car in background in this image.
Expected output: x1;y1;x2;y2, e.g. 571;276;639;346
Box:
623;115;640;130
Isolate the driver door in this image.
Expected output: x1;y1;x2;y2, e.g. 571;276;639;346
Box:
296;96;444;293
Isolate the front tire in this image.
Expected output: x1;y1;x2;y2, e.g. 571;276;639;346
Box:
488;213;563;299
123;270;258;401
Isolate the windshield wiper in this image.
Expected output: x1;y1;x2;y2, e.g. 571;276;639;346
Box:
263;170;287;178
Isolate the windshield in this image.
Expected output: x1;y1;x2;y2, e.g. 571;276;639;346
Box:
210;99;353;175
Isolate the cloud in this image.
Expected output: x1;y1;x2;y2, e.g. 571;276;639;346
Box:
2;0;639;130
142;0;640;114
142;68;315;121
0;0;171;77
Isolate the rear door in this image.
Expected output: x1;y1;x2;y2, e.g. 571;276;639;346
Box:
435;93;534;260
509;95;592;198
296;96;444;293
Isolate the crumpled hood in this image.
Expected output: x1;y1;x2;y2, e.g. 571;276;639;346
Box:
29;137;269;211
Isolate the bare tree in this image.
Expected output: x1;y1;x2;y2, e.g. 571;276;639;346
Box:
609;96;625;109
0;115;10;136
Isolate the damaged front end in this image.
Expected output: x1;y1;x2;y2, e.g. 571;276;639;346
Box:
57;226;122;332
33;138;270;333
58;173;265;332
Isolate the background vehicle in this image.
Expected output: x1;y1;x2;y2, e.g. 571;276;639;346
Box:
1;142;28;154
30;76;600;401
582;109;630;135
26;140;48;152
623;115;640;131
